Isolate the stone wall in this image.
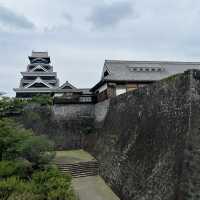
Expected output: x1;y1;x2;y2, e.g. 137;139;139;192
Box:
53;104;94;119
17;100;111;150
18;103;94;150
90;71;196;200
94;99;110;124
178;71;200;200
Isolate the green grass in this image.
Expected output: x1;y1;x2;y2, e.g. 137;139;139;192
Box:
54;150;96;164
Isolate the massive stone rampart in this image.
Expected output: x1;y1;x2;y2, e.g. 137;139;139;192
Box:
89;70;200;200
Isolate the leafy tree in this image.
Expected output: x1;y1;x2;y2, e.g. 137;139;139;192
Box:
30;95;53;106
0;119;77;200
0;98;28;117
0;119;54;167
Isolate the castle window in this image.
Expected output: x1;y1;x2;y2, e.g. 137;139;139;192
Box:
157;68;162;72
80;96;92;102
104;70;109;77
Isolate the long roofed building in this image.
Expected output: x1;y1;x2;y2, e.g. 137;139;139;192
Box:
91;60;200;102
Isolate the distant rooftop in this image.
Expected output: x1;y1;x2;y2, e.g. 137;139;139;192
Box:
31;51;49;58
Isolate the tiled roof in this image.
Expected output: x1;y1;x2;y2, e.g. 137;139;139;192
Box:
102;60;200;82
91;60;200;91
31;51;49;58
59;81;77;90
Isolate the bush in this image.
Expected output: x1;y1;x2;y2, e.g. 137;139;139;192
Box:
31;167;76;200
0;160;32;179
7;192;40;200
0;176;31;200
0;168;77;200
31;95;53;106
0;115;77;200
0;98;27;117
0;119;55;169
19;135;55;169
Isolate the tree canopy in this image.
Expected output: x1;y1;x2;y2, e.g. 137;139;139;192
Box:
0;118;77;200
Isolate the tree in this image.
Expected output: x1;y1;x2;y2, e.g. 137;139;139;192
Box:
0;119;77;200
0;118;54;167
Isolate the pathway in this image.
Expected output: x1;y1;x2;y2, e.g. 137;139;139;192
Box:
54;150;120;200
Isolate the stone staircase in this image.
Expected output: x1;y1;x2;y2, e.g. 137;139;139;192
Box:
54;160;99;178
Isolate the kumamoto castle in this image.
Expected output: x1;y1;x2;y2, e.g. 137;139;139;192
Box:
14;51;200;102
12;51;200;199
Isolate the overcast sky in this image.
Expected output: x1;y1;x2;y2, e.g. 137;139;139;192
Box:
0;0;200;96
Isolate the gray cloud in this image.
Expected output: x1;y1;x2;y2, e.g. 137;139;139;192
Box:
0;5;35;30
63;13;73;24
88;1;135;29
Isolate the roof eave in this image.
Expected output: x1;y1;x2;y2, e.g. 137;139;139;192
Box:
90;79;106;92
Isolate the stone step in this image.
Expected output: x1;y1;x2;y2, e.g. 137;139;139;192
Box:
60;169;99;174
59;167;98;170
57;165;98;169
59;167;99;173
54;161;98;166
55;160;99;178
62;171;99;178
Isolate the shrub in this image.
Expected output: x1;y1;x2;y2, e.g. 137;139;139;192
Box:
0;176;32;200
0;113;77;200
0;119;55;169
0;98;27;117
0;160;32;179
0;168;77;200
19;135;55;169
31;95;53;106
7;192;40;200
31;167;76;200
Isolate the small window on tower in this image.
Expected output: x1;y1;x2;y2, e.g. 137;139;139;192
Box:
104;70;109;77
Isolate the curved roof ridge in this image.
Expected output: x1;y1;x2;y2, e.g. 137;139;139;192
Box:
105;60;200;65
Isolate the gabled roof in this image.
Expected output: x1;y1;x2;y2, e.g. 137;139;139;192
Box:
25;77;53;89
91;60;200;91
30;65;48;72
59;81;77;90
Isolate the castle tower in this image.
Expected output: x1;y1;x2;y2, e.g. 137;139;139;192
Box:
14;51;59;98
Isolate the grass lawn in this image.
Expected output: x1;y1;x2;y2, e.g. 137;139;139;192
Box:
54;149;96;164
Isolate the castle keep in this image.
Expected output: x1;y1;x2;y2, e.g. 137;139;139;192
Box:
14;52;59;98
14;51;93;103
12;52;200;200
